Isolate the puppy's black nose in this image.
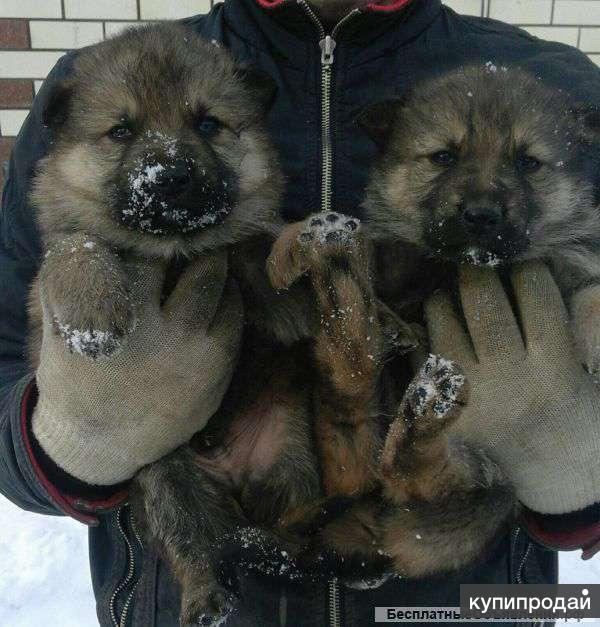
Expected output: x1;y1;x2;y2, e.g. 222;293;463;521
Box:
154;162;191;198
461;202;503;232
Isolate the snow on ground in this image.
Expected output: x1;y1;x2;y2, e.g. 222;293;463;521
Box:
0;494;599;626
0;495;97;627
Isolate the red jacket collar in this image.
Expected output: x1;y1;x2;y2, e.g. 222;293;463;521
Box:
255;0;413;13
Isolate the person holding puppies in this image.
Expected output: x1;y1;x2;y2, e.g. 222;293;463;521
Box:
3;1;600;625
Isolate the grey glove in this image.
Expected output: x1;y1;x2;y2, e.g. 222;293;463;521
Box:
425;261;600;514
32;251;243;485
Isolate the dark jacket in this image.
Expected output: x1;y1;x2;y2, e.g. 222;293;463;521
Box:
2;1;600;625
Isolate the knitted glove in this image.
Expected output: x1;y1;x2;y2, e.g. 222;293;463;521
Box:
32;251;242;485
425;261;600;514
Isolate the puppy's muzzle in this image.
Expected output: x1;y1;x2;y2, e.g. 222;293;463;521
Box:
459;200;505;235
152;162;192;199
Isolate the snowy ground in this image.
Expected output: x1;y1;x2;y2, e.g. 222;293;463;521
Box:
0;494;599;626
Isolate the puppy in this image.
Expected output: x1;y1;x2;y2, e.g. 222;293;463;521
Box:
359;65;600;372
28;22;405;625
27;22;311;625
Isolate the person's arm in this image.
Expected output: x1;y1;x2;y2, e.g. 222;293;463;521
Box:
1;54;243;525
0;52;108;522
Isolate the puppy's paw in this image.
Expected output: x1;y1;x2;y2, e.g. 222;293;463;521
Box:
180;582;235;627
54;322;127;359
403;354;468;432
380;355;469;501
299;211;361;247
381;354;467;475
267;212;362;290
49;281;134;359
40;235;135;358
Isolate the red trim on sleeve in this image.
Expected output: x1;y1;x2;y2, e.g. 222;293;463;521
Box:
522;509;600;559
20;381;127;525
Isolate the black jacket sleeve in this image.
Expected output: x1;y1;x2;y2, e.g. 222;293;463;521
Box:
0;54;78;517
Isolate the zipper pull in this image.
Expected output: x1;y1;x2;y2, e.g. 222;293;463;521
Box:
320;35;336;66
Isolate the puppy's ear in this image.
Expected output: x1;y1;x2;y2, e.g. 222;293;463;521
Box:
41;80;74;130
355;98;404;150
236;66;278;118
572;103;600;143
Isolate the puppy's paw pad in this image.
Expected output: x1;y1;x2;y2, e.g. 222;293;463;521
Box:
298;212;361;246
405;354;467;428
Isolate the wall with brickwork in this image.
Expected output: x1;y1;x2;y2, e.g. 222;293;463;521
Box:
1;0;600;187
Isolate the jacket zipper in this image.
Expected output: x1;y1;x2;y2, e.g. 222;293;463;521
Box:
296;0;361;214
110;505;143;627
328;577;342;627
295;4;361;625
295;7;361;624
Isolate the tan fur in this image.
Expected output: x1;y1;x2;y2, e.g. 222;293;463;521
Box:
268;212;384;497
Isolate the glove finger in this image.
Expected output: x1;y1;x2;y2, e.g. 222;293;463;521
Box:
511;261;571;352
207;278;244;341
125;258;168;312
425;291;475;362
163;249;229;327
458;265;525;361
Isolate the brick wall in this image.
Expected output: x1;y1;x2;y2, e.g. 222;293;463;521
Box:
1;0;600;186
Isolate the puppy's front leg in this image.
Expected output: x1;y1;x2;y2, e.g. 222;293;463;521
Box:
33;233;134;360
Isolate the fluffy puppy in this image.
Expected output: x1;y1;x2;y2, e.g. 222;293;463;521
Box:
359;65;600;372
27;22;402;626
26;22;313;626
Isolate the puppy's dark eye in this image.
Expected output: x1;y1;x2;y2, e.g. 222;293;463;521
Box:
430;150;457;166
109;125;133;141
517;155;542;172
197;116;222;138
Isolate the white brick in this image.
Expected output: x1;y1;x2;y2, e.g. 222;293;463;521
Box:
104;21;150;38
0;51;65;79
489;0;552;24
580;27;600;51
443;0;482;16
30;21;104;49
34;80;44;94
554;1;600;25
140;0;211;20
0;0;61;18
521;26;579;46
64;0;137;20
0;109;28;136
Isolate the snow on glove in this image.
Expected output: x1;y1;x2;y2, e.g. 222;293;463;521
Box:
425;261;600;515
32;250;243;486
